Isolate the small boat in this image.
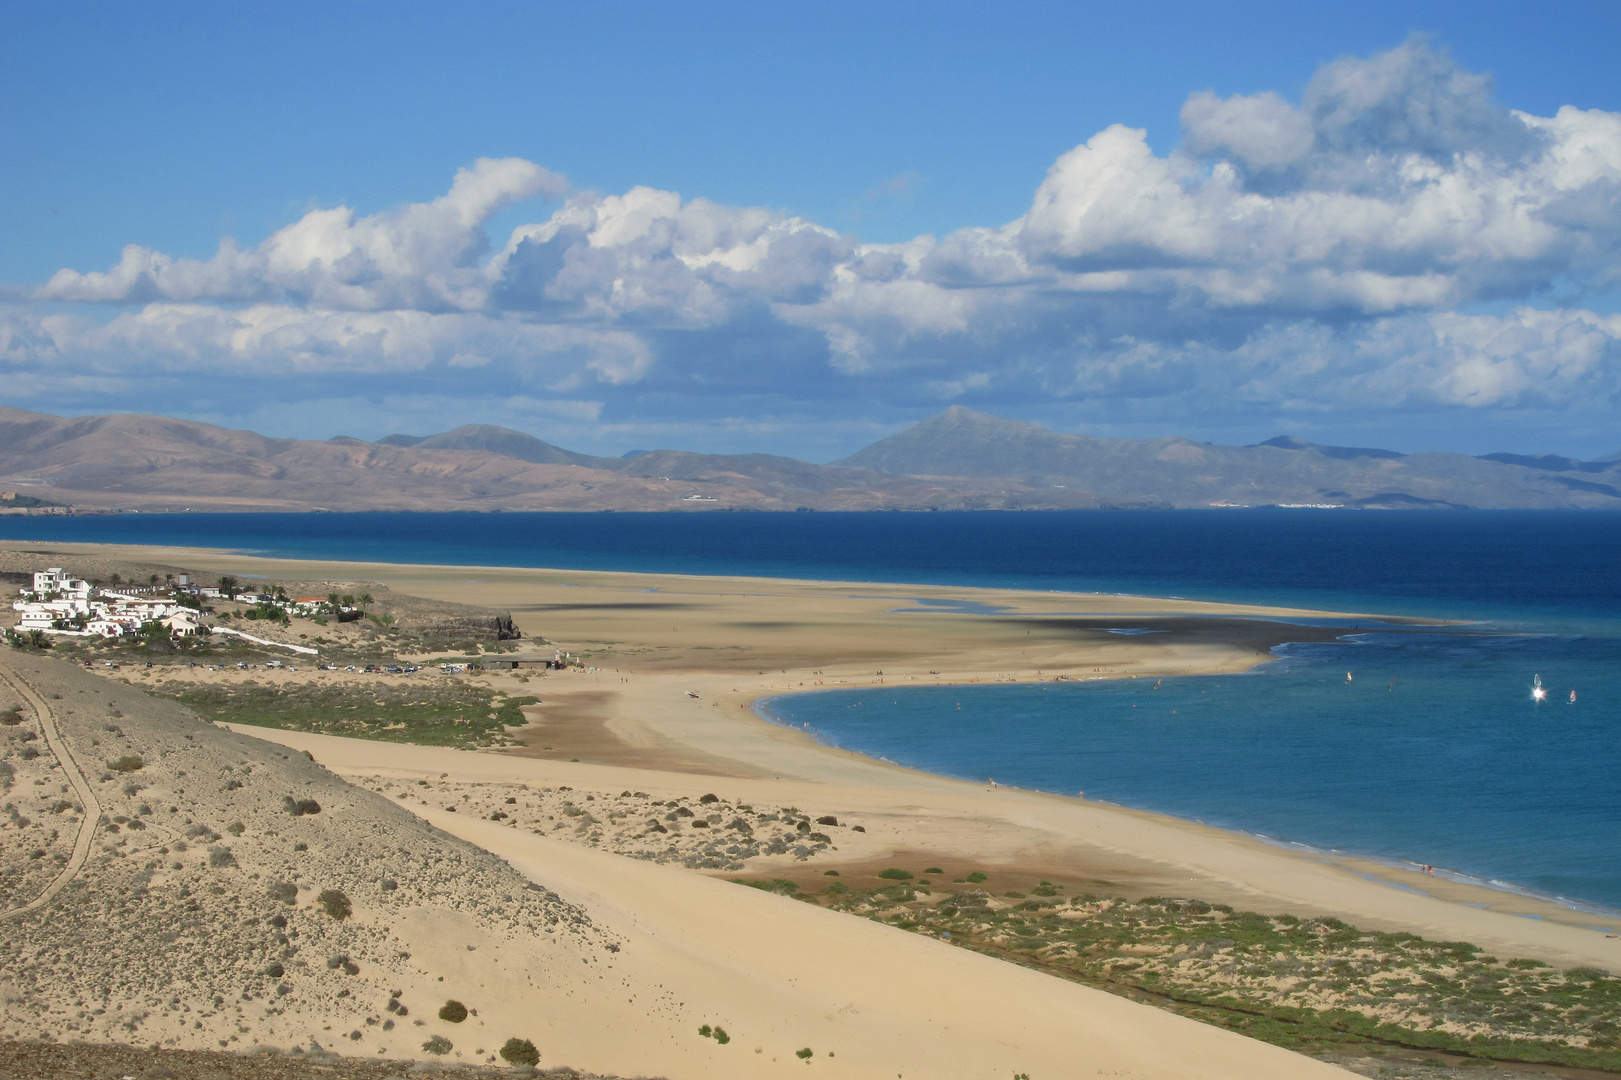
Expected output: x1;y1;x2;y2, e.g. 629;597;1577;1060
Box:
1532;674;1546;702
1570;690;1578;705
1345;671;1353;683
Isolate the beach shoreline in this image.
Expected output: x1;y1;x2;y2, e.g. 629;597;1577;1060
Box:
6;537;1619;971
744;693;1621;927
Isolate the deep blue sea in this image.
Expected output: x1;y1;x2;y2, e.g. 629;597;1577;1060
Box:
4;510;1619;909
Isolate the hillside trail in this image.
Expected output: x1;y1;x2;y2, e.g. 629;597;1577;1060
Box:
0;658;103;921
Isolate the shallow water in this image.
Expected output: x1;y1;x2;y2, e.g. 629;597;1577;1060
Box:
766;629;1621;910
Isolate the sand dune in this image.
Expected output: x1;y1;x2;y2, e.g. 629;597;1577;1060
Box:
213;725;1354;1079
7;540;1619;1078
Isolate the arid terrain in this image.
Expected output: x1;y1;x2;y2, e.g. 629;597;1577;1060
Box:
4;541;1619;1080
4;405;1620;512
0;649;629;1065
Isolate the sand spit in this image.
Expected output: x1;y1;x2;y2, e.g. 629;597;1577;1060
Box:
8;542;1614;950
8;542;1615;1078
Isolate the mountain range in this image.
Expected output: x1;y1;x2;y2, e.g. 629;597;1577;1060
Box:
1;404;1617;513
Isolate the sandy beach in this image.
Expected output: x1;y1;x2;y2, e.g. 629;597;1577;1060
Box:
13;540;1621;956
5;538;1620;1078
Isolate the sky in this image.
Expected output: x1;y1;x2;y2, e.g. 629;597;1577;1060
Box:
3;0;1621;461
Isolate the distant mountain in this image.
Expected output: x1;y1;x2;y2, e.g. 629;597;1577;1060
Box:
0;404;1616;512
835;406;1621;509
1474;452;1614;474
380;424;610;468
1252;435;1405;461
0;407;1097;513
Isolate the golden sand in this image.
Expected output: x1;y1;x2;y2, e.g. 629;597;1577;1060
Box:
9;539;1621;1077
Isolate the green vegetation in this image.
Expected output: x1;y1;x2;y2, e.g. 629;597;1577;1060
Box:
697;1024;730;1044
795;1047;813;1059
108;755;143;772
421;1035;452;1055
4;628;51;650
499;1037;540;1066
315;889;351;921
820;884;1621;1072
155;681;538;747
439;1000;468;1023
877;868;914;880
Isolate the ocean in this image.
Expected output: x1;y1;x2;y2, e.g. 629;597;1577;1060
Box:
3;509;1619;909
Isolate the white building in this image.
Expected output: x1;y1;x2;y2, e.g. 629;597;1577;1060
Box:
13;567;194;639
32;568;90;600
161;610;204;636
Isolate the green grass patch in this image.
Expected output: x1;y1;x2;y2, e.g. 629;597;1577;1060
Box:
823;885;1621;1073
155;681;538;747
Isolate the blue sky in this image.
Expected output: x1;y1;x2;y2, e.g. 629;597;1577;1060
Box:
4;1;1620;459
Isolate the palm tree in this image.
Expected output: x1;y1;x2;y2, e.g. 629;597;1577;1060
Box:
218;575;239;600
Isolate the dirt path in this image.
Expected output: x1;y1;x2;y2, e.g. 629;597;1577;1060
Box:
0;659;103;921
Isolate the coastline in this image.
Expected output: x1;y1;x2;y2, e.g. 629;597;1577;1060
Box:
747;691;1621;928
7;538;1620;971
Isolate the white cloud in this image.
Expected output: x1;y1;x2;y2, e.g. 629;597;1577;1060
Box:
1182;90;1315;171
0;303;649;386
38;158;564;311
489;188;853;326
1363;307;1621;408
12;39;1621;452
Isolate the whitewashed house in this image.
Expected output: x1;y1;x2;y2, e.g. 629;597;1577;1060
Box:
31;568;91;599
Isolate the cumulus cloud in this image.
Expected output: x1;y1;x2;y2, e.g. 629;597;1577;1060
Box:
488;187;854;325
1182;90;1315;171
14;38;1621;452
38;158;565;311
0;304;648;395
